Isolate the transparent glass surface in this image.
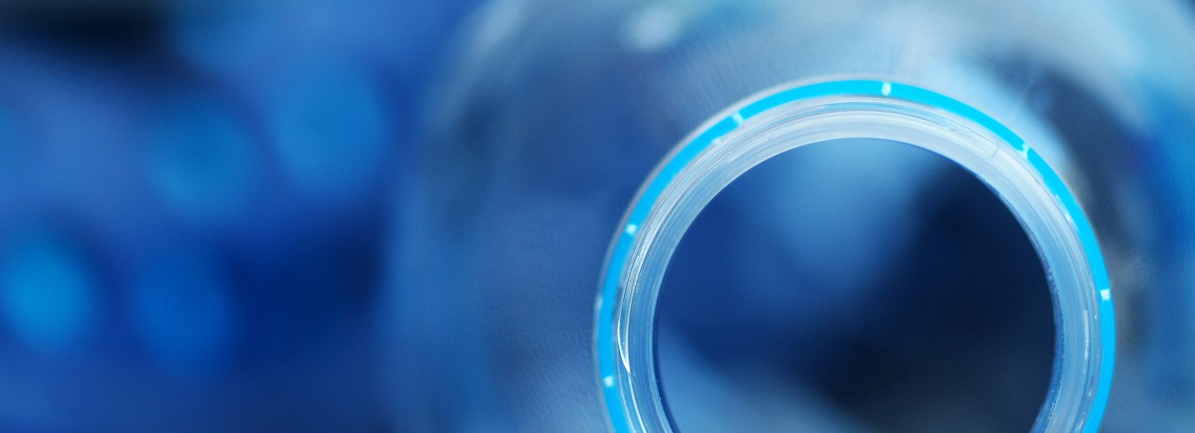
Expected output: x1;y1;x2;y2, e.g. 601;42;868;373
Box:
383;0;1195;431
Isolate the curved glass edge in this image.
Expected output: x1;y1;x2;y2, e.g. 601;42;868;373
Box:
594;79;1115;433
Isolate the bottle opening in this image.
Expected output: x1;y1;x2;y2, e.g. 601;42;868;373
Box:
654;138;1054;433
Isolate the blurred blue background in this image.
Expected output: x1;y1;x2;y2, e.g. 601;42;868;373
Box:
1;1;1194;433
0;1;476;431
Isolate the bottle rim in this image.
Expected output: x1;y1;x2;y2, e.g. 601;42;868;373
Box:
594;78;1115;433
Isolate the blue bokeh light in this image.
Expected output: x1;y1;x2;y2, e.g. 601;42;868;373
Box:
0;230;98;355
130;250;238;377
265;61;390;204
144;93;264;223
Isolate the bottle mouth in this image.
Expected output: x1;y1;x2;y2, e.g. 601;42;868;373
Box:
595;79;1114;433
